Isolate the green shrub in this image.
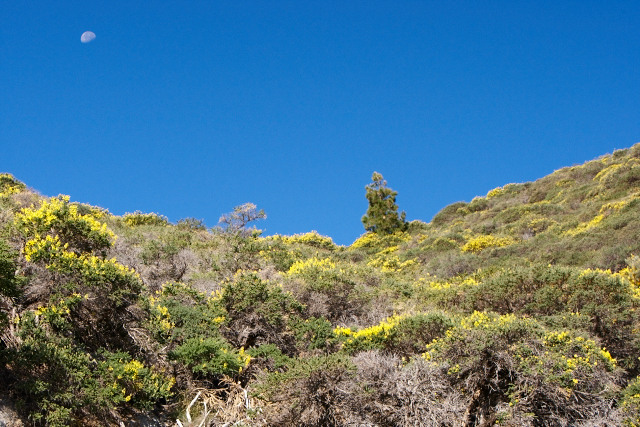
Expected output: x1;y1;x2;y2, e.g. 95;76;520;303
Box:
255;354;355;426
432;201;468;226
176;217;206;230
169;337;250;377
219;273;303;352
123;211;169;227
0;238;22;299
387;312;454;356
4;309;174;425
290;316;339;351
247;343;291;371
620;375;640;426
422;312;621;425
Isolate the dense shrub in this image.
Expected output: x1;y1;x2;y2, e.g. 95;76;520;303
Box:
219;273;303;352
0;238;21;299
423;312;622;425
255;354;355;426
123;211;169;227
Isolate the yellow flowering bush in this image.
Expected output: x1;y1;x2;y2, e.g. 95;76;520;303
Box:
563;214;605;236
486;186;506;199
287;257;336;276
334;314;404;352
594;163;623;182
15;195;115;252
367;253;416;273
122;211;169;227
24;234;141;305
98;351;175;408
0;173;26;197
350;231;410;251
461;235;515;253
169;338;251;376
281;231;336;249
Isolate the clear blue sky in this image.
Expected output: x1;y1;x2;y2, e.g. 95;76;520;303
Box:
2;2;639;245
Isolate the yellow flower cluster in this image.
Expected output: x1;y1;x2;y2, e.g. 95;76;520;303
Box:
486;186;506;199
287;257;336;276
122;211;168;227
423;312;532;361
528;217;556;234
416;278;453;291
279;231;336;248
105;357;175;402
594;163;623;182
350;231;410;250
544;331;616;368
461;235;515;253
238;346;251;371
564;214;605;236
15;196;115;245
334;314;403;346
24;234;66;262
148;296;175;333
24;235;140;288
0;173;26;197
600;199;629;213
31;293;83;323
367;254;415;273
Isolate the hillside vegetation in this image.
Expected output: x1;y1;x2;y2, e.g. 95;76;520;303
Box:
1;144;640;426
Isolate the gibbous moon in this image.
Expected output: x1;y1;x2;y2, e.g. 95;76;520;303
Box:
81;31;96;43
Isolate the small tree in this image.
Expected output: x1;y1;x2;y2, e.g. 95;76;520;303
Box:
216;203;266;275
362;172;407;234
218;203;266;237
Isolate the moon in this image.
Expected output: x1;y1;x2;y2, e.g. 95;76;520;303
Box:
81;31;96;43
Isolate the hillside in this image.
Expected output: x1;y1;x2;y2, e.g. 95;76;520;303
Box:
1;144;640;426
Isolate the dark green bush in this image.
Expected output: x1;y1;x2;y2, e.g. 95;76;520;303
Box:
432;201;468;226
387;312;454;356
0;238;21;299
219;273;303;352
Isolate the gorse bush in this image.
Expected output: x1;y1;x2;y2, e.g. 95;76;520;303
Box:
15;195;115;254
122;211;169;227
0;238;22;300
6;300;174;425
422;311;621;425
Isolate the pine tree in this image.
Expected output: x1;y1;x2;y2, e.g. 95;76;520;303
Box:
362;172;407;234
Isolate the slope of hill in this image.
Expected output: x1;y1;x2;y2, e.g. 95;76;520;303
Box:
0;144;639;426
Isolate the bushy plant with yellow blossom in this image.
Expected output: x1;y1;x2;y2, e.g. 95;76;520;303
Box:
141;281;251;377
421;311;621;424
122;211;169;227
169;337;251;377
15;195;115;253
350;230;410;252
335;312;454;355
0;173;26;198
7;297;175;425
334;314;404;353
285;257;366;322
280;231;337;250
366;246;416;273
461;234;515;253
97;351;175;409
